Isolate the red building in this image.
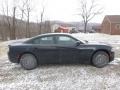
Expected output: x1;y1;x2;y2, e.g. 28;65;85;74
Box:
55;26;69;33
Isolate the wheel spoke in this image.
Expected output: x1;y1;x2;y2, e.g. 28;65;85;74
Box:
20;54;37;70
93;51;109;68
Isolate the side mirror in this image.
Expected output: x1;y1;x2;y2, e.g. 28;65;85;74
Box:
84;40;88;43
75;41;81;46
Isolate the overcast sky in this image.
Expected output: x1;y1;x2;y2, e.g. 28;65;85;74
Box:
1;0;120;23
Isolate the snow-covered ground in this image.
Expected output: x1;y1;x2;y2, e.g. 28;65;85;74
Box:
0;33;120;90
72;33;120;44
0;57;120;90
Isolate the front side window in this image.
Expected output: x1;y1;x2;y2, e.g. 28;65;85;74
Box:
56;36;76;46
32;36;54;45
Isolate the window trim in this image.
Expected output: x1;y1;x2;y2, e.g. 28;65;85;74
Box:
25;34;84;46
26;35;56;45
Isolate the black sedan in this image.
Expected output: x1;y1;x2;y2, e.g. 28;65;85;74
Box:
8;33;114;70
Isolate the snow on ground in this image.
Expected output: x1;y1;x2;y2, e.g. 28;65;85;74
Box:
0;33;120;90
0;57;120;90
72;33;120;44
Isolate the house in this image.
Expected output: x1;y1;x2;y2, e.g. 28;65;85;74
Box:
55;26;69;33
51;23;76;33
101;15;120;35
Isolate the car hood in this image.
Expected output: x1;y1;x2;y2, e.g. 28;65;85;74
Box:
84;40;111;46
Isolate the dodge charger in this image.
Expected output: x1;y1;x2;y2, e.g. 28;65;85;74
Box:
8;33;114;70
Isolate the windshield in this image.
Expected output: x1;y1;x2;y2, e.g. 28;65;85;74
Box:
71;34;87;44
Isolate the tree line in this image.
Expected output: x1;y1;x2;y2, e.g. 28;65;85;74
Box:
0;0;102;41
0;0;51;41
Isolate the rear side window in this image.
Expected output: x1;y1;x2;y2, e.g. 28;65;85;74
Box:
31;36;54;45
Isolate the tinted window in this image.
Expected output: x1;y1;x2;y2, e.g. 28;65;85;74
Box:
32;36;54;45
57;36;76;46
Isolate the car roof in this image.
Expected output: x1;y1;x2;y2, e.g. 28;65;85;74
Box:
31;33;73;39
38;33;71;36
26;33;85;44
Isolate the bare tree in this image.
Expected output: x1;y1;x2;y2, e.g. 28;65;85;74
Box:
0;21;5;40
18;0;33;38
38;0;46;34
16;0;27;38
44;21;51;33
11;6;16;40
18;0;28;21
1;0;17;40
39;6;45;34
2;1;12;40
78;0;102;33
24;0;32;38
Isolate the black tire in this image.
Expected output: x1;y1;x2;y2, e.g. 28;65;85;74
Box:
92;51;109;68
20;54;37;70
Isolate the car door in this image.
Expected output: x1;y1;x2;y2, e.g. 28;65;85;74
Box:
56;35;79;64
30;35;59;64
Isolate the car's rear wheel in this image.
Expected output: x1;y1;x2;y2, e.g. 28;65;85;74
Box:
92;51;109;68
20;54;37;70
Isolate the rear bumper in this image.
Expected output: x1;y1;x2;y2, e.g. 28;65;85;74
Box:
8;51;19;63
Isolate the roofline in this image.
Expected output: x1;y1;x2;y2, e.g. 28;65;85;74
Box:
38;33;71;36
25;33;86;44
106;16;111;23
110;22;120;23
105;15;120;23
30;33;72;39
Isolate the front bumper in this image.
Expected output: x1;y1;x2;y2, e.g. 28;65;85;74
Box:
109;51;114;61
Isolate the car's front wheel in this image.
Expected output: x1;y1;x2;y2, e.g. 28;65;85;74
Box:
92;51;109;68
20;54;38;70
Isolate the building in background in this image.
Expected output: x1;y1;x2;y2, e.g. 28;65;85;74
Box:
101;15;120;35
55;27;69;33
51;24;76;33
